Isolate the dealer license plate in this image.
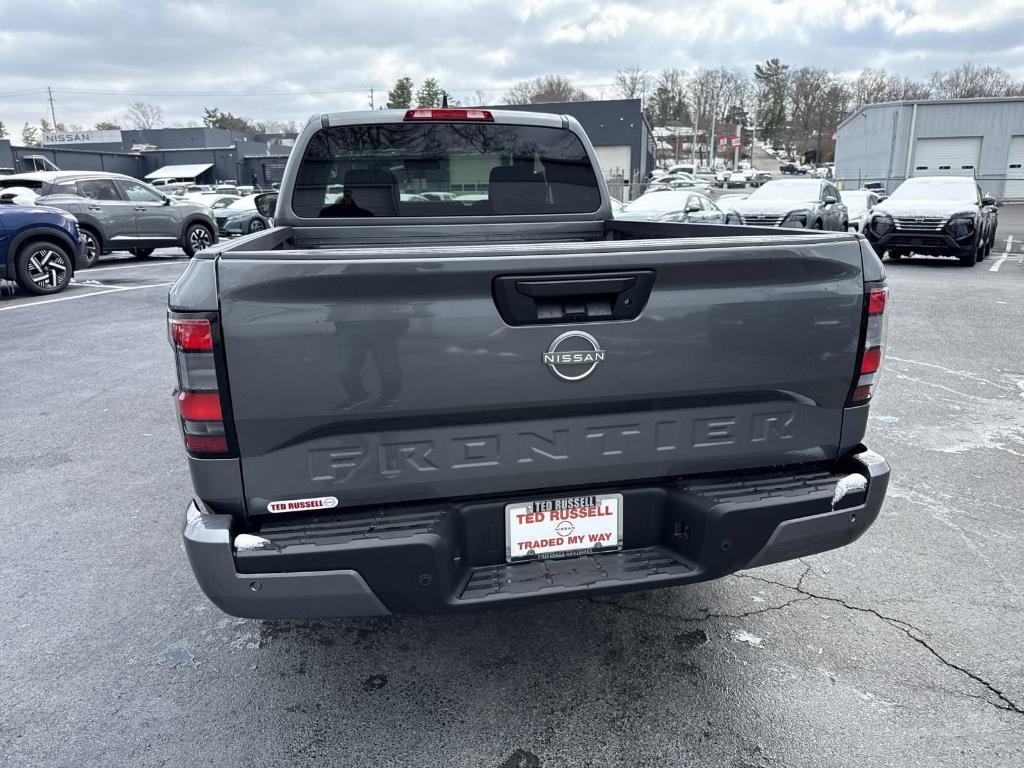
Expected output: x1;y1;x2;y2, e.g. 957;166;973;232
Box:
505;493;623;562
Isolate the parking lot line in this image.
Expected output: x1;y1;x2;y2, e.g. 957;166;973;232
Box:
0;282;175;312
989;234;1014;272
81;260;188;275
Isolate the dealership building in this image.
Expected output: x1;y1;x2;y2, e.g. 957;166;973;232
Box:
834;96;1024;200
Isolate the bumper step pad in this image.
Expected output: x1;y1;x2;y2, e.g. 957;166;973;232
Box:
254;508;445;548
679;468;864;507
460;546;691;600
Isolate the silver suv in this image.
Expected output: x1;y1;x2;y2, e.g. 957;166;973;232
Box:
0;171;217;266
726;178;849;231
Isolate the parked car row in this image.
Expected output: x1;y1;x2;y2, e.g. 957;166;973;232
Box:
0;171;218;267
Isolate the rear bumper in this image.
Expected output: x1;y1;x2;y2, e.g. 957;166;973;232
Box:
183;449;889;618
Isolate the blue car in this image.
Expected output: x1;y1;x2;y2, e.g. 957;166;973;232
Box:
0;202;88;295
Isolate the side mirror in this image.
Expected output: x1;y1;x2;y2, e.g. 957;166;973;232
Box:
824;195;837;205
162;196;172;206
686;202;701;213
254;192;278;219
981;195;997;207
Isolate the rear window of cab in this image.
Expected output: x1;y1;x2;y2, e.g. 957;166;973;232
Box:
291;122;603;218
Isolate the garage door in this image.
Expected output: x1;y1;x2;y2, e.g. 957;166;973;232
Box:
911;137;982;178
1004;136;1024;200
593;145;632;181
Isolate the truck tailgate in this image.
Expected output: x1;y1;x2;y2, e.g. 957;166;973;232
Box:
216;238;865;515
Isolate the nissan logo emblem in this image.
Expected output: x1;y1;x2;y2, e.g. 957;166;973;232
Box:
542;331;606;381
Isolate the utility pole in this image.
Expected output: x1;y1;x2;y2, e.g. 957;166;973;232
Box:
47;86;57;127
369;88;375;110
691;112;700;168
750;109;757;167
816;109;823;168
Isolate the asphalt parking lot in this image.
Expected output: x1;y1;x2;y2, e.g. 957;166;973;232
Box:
3;216;1024;768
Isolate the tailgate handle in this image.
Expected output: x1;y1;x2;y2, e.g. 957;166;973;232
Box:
516;276;636;298
493;270;655;325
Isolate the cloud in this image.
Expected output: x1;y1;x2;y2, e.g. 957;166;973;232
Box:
1;0;1022;133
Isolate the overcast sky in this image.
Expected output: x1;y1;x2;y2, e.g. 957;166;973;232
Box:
3;0;1024;137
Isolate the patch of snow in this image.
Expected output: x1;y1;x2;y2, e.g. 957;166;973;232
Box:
732;630;764;649
832;473;867;507
854;448;886;467
234;534;271;551
874;415;899;424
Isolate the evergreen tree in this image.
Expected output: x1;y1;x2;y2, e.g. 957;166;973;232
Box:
415;78;443;108
21;123;39;147
386;77;414;109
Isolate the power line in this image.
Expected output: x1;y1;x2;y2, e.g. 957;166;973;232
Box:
46;82;618;99
50;86;389;98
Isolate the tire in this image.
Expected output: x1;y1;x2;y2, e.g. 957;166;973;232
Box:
80;228;101;268
840;220;849;232
131;247;155;258
183;223;213;257
886;250;903;260
14;240;73;295
247;217;267;234
810;220;823;230
958;241;980;267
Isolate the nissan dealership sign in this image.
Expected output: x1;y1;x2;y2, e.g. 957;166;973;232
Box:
41;129;123;146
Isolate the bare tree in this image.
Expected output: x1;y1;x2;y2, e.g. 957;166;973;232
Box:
645;68;689;127
126;102;163;129
470;89;490;106
786;68;851;162
614;66;652;101
850;67;935;109
928;62;1024;99
687;68;749;163
503;75;590;104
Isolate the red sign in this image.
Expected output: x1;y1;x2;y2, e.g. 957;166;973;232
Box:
719;136;727;147
731;135;741;147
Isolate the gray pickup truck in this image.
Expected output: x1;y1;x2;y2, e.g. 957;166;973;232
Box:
170;107;890;619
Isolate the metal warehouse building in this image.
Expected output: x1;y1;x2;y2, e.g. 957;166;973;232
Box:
835;96;1024;200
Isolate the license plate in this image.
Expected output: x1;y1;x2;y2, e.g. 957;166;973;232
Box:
505;493;623;562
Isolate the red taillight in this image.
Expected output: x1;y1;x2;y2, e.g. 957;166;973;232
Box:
868;287;888;316
860;347;882;374
404;108;493;122
184;434;229;453
850;283;888;405
170;313;232;455
177;391;223;421
170;318;213;351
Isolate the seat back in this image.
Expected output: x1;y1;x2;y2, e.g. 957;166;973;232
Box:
341;168;399;217
488;165;548;214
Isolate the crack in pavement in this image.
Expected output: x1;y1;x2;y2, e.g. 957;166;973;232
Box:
737;569;1024;717
589;563;1022;717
